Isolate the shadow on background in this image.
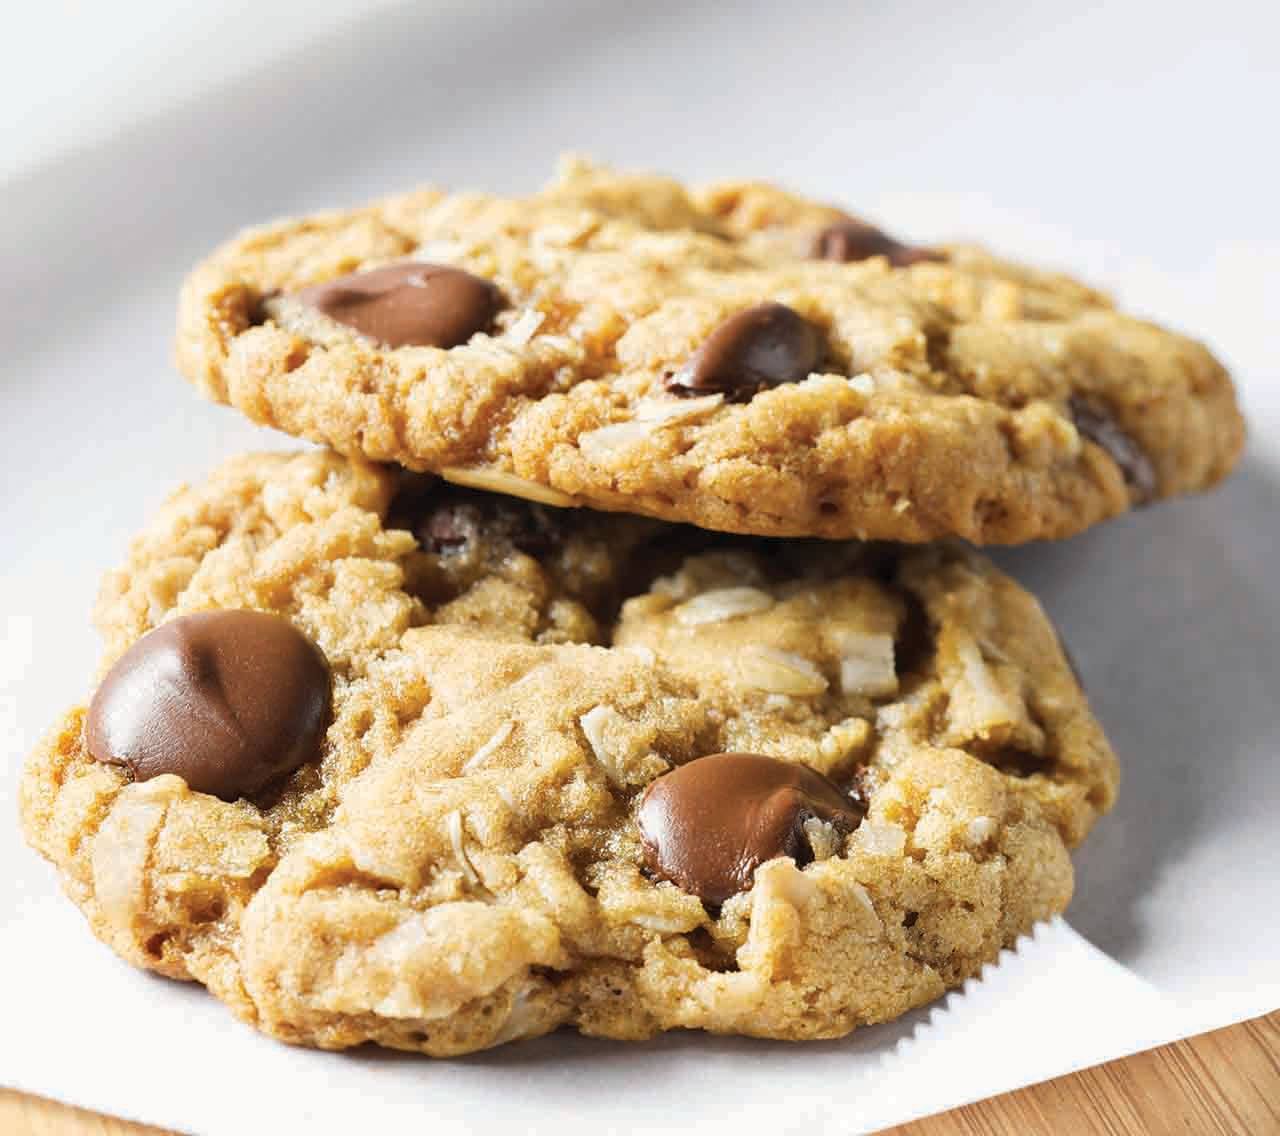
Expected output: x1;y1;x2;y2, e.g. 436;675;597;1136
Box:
994;453;1280;966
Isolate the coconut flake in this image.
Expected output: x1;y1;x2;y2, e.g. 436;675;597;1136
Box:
441;466;575;507
966;815;998;847
802;816;843;861
845;881;882;936
633;393;725;424
505;309;545;346
444;810;480;887
833;630;898;697
956;636;1022;727
577;421;655;461
461;720;514;773
579;704;627;785
737;646;828;696
854;821;907;857
675;586;774;626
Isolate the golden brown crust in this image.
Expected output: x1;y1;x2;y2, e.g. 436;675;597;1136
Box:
176;157;1244;542
21;450;1117;1055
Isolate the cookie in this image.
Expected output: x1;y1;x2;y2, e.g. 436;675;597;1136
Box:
176;156;1243;543
21;450;1117;1055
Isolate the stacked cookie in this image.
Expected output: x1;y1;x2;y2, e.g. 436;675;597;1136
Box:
21;158;1244;1056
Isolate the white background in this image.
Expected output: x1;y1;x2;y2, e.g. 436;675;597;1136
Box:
2;3;1278;1131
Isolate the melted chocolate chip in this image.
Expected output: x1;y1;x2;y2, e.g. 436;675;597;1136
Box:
1068;396;1157;504
85;611;330;801
812;218;943;267
666;303;824;400
388;479;563;557
295;263;500;349
637;753;864;905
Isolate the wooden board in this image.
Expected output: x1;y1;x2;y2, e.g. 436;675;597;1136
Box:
3;1011;1277;1135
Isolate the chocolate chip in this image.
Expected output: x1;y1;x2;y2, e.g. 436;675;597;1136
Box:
812;218;943;267
85;611;330;801
421;503;476;553
636;753;864;905
295;263;500;349
1068;396;1157;504
666;303;824;400
425;498;560;556
388;480;562;557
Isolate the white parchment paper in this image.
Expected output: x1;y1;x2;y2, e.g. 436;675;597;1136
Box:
2;3;1277;1131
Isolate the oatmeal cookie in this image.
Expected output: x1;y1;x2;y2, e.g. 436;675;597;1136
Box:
176;157;1243;542
21;450;1117;1054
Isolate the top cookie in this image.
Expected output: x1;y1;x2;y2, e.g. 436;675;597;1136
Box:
177;157;1244;542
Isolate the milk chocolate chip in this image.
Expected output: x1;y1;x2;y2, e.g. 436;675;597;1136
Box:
1069;396;1157;504
666;303;824;399
85;611;330;800
295;263;500;349
813;218;943;267
637;753;864;905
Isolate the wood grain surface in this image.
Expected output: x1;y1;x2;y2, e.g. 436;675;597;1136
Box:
3;1011;1277;1135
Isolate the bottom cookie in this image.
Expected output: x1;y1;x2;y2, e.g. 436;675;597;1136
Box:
20;451;1117;1054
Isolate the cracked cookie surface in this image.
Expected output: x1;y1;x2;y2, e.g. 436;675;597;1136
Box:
21;451;1118;1055
177;157;1243;543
